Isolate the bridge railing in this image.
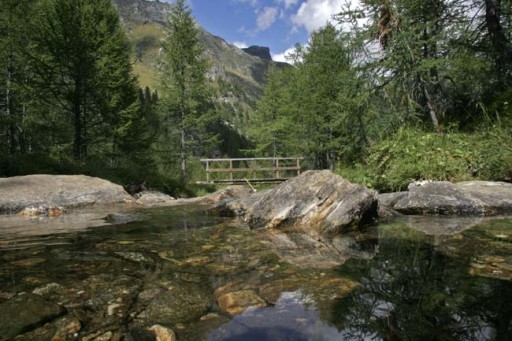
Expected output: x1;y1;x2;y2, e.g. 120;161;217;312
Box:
199;157;304;184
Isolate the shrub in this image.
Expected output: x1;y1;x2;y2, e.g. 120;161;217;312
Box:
339;124;512;192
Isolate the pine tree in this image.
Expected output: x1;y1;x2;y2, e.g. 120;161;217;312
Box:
159;0;217;177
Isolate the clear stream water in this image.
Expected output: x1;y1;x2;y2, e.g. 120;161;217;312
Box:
0;206;511;340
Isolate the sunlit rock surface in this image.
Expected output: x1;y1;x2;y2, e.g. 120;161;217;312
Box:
393;180;512;215
216;170;378;239
0;174;134;214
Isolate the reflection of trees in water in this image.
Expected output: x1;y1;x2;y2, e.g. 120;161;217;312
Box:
327;236;512;340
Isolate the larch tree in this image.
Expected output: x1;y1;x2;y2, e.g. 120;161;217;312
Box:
159;0;217;178
30;0;138;163
0;0;33;156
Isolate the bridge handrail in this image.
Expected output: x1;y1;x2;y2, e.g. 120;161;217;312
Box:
199;157;304;184
200;157;304;162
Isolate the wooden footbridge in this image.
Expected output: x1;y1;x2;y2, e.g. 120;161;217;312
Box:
199;157;304;184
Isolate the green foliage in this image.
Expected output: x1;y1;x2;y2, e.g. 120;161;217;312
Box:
159;0;219;178
29;0;139;162
345;125;512;192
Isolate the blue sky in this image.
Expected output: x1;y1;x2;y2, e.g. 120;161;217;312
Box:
161;0;346;62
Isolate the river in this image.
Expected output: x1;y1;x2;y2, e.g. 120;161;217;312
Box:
0;205;511;340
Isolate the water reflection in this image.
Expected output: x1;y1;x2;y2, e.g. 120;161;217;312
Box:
330;225;512;340
208;291;348;341
0;207;511;340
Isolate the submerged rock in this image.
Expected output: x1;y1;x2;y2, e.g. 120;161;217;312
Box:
0;293;65;339
143;286;211;326
393;181;512;216
244;170;378;239
148;324;176;341
0;174;134;215
216;290;267;316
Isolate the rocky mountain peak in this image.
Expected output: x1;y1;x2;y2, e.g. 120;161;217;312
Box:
242;46;273;61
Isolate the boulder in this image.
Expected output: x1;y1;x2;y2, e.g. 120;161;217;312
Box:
0;174;134;215
243;170;378;239
393;181;512;215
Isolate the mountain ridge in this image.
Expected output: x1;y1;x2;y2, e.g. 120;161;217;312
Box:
111;0;289;128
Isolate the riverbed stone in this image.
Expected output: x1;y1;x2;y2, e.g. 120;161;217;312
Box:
50;316;81;341
0;293;66;339
0;174;135;215
143;286;211;325
148;324;176;341
243;170;378;238
216;290;267;315
394;180;512;215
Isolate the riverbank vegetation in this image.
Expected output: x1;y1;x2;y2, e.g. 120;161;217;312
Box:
1;0;511;195
251;0;512;191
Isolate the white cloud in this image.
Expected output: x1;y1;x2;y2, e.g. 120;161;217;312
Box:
291;0;341;33
256;7;279;31
272;46;298;63
233;41;249;49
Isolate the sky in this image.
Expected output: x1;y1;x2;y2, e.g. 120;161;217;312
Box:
161;0;348;62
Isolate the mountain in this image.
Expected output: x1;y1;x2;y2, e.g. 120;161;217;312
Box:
111;0;289;130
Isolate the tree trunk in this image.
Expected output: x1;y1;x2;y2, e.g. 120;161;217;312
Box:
423;83;441;132
180;109;186;176
73;79;83;162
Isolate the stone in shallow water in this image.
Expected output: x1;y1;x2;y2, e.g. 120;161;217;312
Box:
143;286;211;325
148;324;176;341
0;293;65;339
51;316;81;341
217;290;267;316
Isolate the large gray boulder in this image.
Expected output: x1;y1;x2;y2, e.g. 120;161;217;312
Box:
393;180;512;215
0;174;135;214
241;170;378;239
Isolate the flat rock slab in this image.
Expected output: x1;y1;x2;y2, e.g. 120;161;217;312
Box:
243;170;378;239
0;174;134;214
394;181;512;216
